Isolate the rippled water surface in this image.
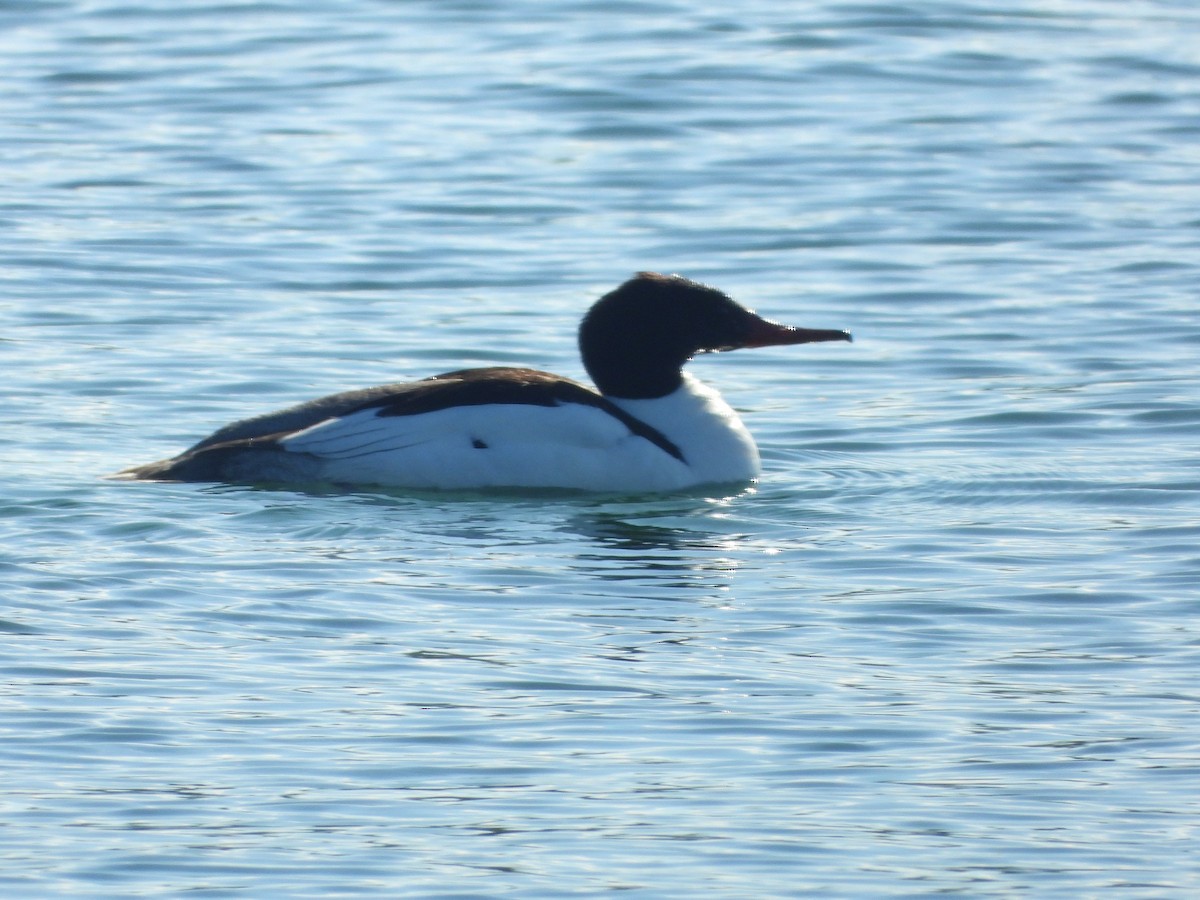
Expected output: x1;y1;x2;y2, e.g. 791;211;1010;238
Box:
3;1;1199;896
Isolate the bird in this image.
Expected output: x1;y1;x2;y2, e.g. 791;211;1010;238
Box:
116;272;850;492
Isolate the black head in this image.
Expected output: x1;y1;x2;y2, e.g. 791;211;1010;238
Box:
579;272;850;399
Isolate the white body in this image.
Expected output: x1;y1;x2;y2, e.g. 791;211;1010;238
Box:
279;373;760;492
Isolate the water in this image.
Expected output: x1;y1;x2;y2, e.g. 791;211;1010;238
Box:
3;0;1199;895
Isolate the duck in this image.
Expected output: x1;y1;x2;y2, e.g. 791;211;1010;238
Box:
117;272;850;492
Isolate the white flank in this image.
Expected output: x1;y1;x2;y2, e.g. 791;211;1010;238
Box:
274;373;758;491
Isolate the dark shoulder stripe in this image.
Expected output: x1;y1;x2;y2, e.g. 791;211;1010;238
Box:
369;367;685;463
587;397;685;464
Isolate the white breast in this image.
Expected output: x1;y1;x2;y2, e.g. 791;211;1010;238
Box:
611;373;760;487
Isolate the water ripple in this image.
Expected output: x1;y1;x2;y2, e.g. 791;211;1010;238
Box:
4;0;1200;896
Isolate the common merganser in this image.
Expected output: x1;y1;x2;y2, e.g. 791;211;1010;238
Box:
118;272;850;492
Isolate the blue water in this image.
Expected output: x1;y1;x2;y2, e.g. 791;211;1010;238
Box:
3;1;1199;895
